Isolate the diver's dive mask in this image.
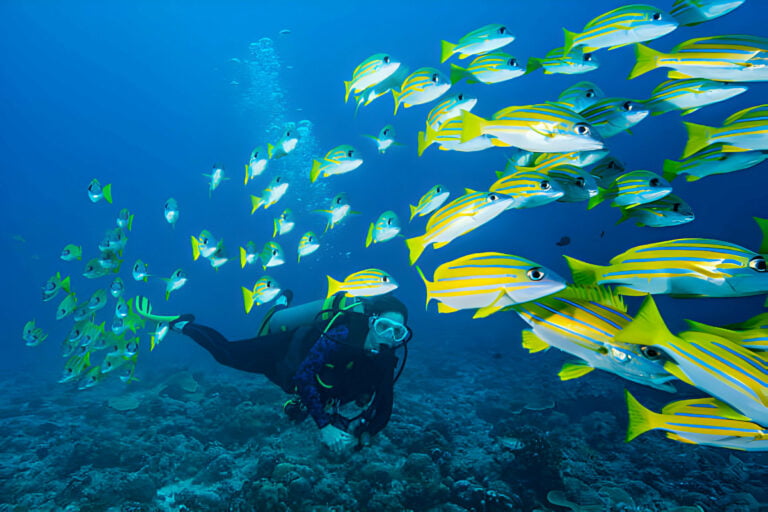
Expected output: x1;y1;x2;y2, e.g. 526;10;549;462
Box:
370;316;411;347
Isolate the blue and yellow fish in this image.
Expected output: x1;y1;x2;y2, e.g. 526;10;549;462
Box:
344;53;401;103
393;67;451;115
630;35;768;82
641;78;748;116
366;211;401;247
563;4;678;54
683;104;768;158
526;47;599;75
579;98;650;138
664;143;768;182
670;0;746;27
297;232;320;263
588;170;672;210
440;24;515;63
449;52;525;84
310;145;363;183
566;237;768;297
242;276;281;314
490;168;565;209
409;185;450;221
617;193;695;228
556;81;604;113
416;252;566;319
327;269;398;298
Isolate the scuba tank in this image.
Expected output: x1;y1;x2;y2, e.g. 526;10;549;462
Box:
257;294;364;337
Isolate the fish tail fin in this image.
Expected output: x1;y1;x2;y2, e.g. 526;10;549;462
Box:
60;275;71;293
165;289;171;301
629;43;664;80
344;80;352;103
102;184;113;204
241;287;255;314
440;40;455;63
365;223;374;247
682;122;716;159
310;159;322;183
449;63;470;84
587;187;606;210
353;96;363;117
616;207;631;225
405;234;427;265
190;236;200;261
625;390;660;442
267;144;275;159
239;247;247;268
127;214;134;231
562;28;578;55
326;275;342;299
392;89;402;115
662;159;682;182
244;164;249;185
414;265;433;308
416;131;429;157
459;110;485;143
250;195;263;214
563;255;603;285
525;58;543;74
754;216;768;254
409;204;418;221
423;123;439;154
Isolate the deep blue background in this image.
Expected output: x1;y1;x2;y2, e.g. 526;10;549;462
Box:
1;1;766;380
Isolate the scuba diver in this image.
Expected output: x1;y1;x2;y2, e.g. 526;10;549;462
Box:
134;291;412;455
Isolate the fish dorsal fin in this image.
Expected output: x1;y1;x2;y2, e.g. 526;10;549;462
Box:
552;284;627;312
662;397;751;421
614;296;675;349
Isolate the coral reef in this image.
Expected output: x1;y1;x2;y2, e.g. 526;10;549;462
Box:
1;343;767;511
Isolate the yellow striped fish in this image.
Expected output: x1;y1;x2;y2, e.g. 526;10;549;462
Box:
565;238;768;297
625;391;768;451
409;184;450;221
556;81;604;112
587;170;672;210
724;311;768;331
241;276;281;314
532;150;608;169
309;145;363;183
671;0;746;26
460;103;604;153
326;269;398;298
513;286;677;390
440;24;515;63
426;93;477;130
417;117;494;156
344;53;401;103
629;35;768;82
393;67;451;115
642;78;748;116
563;4;678;54
526;46;599;75
579;97;650;138
682;104;768;158
417;252;565;318
663;143;768;182
617;193;695;228
615;296;768;425
490;168;564;209
405;191;514;264
449;52;525;84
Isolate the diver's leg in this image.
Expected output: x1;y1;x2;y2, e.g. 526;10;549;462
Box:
179;323;290;374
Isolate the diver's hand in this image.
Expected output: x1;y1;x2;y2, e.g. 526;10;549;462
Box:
319;425;355;455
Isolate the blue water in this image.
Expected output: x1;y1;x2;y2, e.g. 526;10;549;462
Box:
2;1;767;510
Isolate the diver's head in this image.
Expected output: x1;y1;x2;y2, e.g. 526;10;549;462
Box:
359;294;410;355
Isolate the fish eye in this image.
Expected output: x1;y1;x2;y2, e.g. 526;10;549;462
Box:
436;187;441;192
652;12;662;20
527;268;545;281
586;89;595;98
649;178;660;187
347;150;354;157
285;131;291;137
575;177;585;187
488;193;498;201
641;346;662;360
583;53;592;62
498;26;506;34
623;101;633;111
457;94;464;100
574;123;590;135
749;256;767;272
672;203;681;212
431;73;439;82
609;161;618;169
383;129;389;135
383;55;390;64
540;180;551;190
508;58;517;67
382;275;390;282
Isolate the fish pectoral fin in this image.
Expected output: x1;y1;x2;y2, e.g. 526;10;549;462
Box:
558;361;594;381
473;291;508;319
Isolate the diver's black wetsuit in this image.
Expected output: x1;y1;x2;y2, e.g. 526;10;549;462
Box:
179;321;397;437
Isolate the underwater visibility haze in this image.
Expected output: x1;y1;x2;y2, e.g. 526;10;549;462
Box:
2;1;768;510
